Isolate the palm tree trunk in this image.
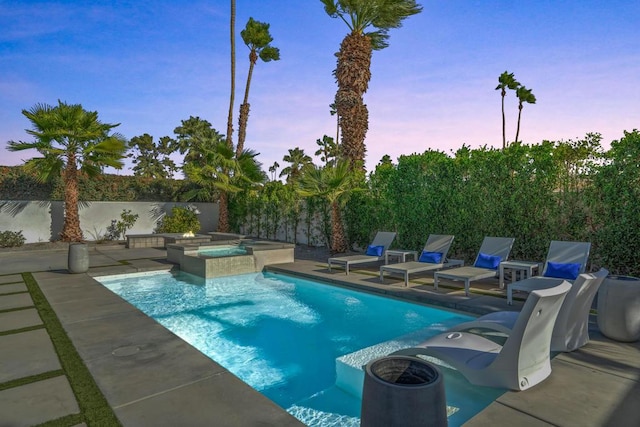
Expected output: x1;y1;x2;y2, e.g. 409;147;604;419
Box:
515;104;523;143
335;32;372;170
330;201;347;253
226;0;236;149
60;156;84;242
501;90;507;149
218;191;230;232
237;51;257;157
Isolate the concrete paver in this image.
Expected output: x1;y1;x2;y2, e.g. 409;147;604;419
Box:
0;274;24;284
0;329;61;383
0;375;79;427
0;282;27;294
496;357;640;426
0;308;42;332
0;292;33;311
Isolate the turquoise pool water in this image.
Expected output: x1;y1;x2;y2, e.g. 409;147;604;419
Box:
198;245;247;257
98;271;504;426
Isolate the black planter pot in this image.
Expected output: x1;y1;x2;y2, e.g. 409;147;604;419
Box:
361;356;447;427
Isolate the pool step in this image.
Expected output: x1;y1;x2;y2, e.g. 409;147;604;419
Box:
334;326;450;399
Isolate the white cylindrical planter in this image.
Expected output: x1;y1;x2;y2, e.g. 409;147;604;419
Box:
597;275;640;342
68;243;89;274
361;356;447;427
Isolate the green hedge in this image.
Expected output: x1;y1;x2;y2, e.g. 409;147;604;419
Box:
230;131;640;276
0;166;195;202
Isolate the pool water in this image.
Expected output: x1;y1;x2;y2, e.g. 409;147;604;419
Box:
198;245;247;257
98;271;504;426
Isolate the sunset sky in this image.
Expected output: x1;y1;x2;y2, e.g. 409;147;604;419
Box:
1;0;638;174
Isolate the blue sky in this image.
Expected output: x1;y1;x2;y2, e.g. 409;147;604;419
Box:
1;0;638;174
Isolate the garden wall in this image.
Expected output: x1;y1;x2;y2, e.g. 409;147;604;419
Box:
0;200;218;243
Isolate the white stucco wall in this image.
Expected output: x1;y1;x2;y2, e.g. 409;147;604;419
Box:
0;200;218;243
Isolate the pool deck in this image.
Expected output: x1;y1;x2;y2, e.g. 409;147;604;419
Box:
1;243;639;426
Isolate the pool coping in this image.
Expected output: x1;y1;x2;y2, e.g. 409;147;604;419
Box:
1;245;639;425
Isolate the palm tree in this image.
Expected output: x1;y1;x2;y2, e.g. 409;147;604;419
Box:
321;0;422;170
172;116;226;167
297;160;355;253
314;135;339;166
236;17;280;156
495;71;520;149
514;86;537;143
279;147;313;183
183;141;265;232
7;100;127;241
226;0;236;149
268;161;280;181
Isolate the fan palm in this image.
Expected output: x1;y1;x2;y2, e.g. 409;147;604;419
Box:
514;86;537;143
183;141;265;232
237;17;280;156
495;71;520;148
7;101;127;242
279;147;313;183
321;0;422;170
297;159;356;253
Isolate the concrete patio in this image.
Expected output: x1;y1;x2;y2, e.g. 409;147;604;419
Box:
1;243;639;426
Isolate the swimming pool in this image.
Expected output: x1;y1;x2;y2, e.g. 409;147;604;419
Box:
98;270;504;426
197;245;248;257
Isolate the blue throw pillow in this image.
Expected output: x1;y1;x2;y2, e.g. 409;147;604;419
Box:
419;251;443;264
544;262;581;280
474;252;501;269
365;245;384;257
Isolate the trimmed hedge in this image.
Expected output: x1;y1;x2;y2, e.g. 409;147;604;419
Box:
0;166;198;202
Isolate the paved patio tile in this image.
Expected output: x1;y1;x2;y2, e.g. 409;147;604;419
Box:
114;371;304;427
496;358;640;426
0;293;33;311
0;375;79;427
0;273;24;284
0;308;42;332
0;282;28;294
0;329;60;383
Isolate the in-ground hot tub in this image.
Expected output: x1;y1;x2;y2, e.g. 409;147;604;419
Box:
167;239;295;278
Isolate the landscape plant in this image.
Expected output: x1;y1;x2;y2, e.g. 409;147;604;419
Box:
321;0;422;169
7;101;127;241
155;206;201;234
0;230;26;248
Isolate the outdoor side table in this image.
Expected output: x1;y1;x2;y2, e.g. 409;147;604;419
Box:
499;260;541;289
385;250;418;265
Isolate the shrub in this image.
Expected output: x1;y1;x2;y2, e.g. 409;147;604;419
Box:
0;230;26;248
155;206;200;233
105;209;140;240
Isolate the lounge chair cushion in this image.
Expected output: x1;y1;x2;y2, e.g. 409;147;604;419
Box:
365;245;384;257
419;251;443;263
544;262;581;280
474;252;501;270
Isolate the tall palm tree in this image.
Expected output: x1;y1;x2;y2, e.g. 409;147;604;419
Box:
7;100;127;241
495;71;520;149
279;147;313;183
183;141;265;232
314;135;339;166
226;0;236;149
297;159;355;253
321;0;422;170
268;161;279;181
514;86;537;144
236;17;280;156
